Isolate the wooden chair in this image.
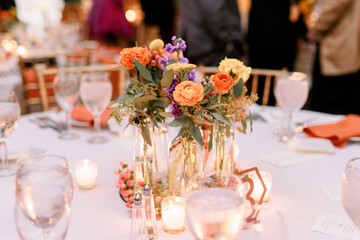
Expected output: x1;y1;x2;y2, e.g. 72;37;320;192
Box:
35;64;126;111
196;66;286;106
20;50;92;113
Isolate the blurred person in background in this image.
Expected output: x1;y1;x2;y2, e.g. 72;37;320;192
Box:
247;0;307;105
140;0;175;44
88;0;135;46
309;0;360;115
178;0;243;66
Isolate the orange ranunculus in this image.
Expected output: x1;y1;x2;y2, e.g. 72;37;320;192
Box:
210;73;234;94
173;81;204;106
120;47;152;69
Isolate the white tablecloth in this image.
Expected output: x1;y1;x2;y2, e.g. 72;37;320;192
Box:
1;107;359;240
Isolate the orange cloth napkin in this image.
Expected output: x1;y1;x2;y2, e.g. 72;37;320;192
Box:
303;114;360;148
71;105;113;126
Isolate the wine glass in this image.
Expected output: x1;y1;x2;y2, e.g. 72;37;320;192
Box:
0;90;21;177
341;157;360;227
54;73;80;140
15;183;71;240
15;155;73;240
16;155;74;202
185;171;248;240
274;72;309;142
79;72;112;144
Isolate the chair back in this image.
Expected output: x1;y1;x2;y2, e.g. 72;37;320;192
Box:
35;64;126;111
196;66;285;106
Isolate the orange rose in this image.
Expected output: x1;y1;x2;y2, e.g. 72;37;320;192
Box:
120;47;152;69
210;73;234;94
173;81;204;106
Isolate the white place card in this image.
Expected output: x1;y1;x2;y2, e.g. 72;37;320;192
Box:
287;138;336;154
312;212;360;240
318;184;341;201
259;151;323;168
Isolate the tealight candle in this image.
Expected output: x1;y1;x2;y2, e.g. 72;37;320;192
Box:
74;159;98;191
249;171;272;203
161;196;185;235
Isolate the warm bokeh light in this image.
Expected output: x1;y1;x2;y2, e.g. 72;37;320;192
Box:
17;45;27;56
125;9;136;23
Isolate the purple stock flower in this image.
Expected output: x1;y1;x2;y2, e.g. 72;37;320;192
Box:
158;54;171;70
188;69;195;82
178;56;189;63
165;78;179;95
164;36;187;54
170;104;181;118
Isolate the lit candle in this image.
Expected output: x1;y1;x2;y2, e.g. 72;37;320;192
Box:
74;159;98;191
161;196;185;235
249;171;272;203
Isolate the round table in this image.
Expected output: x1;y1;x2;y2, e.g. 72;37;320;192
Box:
0;107;359;240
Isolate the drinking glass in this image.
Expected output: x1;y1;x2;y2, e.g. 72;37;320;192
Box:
15;155;73;240
185;171;248;240
54;73;80;140
0;90;21;177
274;72;309;142
79;72;112;144
341;157;360;227
16;155;74;202
15;183;71;240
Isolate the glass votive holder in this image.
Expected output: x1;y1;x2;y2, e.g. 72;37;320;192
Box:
74;159;98;191
161;196;186;235
249;171;272;203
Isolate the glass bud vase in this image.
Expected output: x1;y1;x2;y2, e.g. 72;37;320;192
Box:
213;121;235;173
133;123;153;193
169;128;203;197
151;123;169;184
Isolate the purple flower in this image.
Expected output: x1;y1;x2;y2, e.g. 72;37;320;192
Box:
188;69;195;82
164;36;187;54
170;104;182;118
165;78;179;95
178;56;189;63
158;54;171;70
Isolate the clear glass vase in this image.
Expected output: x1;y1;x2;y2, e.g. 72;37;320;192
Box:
213;121;235;173
151;124;169;184
133;123;152;193
168;128;203;197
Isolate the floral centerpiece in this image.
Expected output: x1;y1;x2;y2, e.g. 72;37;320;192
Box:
112;36;257;215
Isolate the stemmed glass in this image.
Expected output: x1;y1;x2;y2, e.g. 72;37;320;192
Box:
79;72;112;144
54;73;80;140
185;171;248;240
341;157;360;227
0;90;21;177
15;155;73;240
274;72;309;142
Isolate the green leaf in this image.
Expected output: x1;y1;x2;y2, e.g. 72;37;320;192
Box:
168;59;175;65
134;59;152;82
241;119;247;134
117;91;127;104
183;73;188;81
154;100;170;108
234;78;244;98
140;125;152;146
208;128;213;151
169;116;191;127
159;112;175;118
133;95;158;103
132;92;144;99
161;69;174;88
189;122;204;146
211;112;231;126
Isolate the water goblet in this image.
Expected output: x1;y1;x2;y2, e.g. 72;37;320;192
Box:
15;183;71;240
54;73;80;140
16;155;74;202
274;72;309;142
15;155;73;240
0;90;21;177
341;157;360;227
185;171;248;240
80;71;112;144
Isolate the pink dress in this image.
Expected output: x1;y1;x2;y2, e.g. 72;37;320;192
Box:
88;0;135;41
